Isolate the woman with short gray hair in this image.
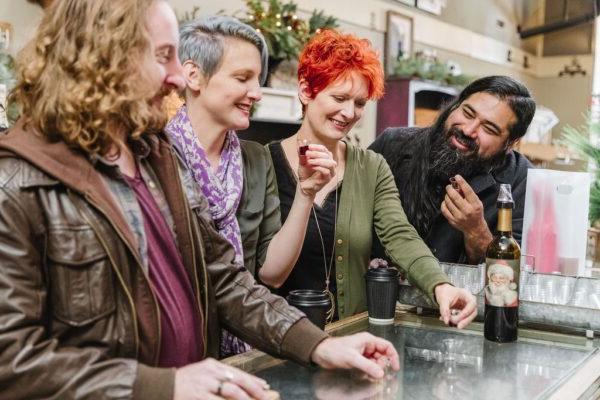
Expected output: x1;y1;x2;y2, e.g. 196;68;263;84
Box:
178;15;269;87
165;16;336;357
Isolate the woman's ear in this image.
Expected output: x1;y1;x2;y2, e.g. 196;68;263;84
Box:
298;79;313;106
182;60;205;92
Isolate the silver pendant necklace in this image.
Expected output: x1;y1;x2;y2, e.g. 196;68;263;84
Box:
311;177;339;324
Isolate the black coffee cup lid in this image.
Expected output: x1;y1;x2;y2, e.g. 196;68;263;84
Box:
365;268;398;280
287;289;331;307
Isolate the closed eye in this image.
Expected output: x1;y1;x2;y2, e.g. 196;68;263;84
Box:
483;123;501;136
155;45;174;64
156;52;170;63
462;107;475;118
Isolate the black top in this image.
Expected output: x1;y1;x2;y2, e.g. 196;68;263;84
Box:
368;127;533;264
268;142;342;320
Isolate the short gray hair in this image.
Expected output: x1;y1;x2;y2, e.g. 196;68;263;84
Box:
179;15;268;85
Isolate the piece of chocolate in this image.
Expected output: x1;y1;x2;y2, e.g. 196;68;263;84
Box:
298;144;309;166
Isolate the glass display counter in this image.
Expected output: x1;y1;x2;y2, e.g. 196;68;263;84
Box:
224;311;600;399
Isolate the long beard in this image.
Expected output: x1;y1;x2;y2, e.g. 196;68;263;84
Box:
145;85;173;133
488;282;507;294
429;126;507;183
400;124;508;238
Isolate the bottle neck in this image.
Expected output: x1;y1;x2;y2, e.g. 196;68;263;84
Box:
496;207;513;235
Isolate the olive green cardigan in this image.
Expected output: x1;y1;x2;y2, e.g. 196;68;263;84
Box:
238;139;450;320
237;140;282;276
269;141;451;319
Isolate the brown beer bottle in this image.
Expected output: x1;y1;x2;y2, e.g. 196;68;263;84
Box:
484;184;521;342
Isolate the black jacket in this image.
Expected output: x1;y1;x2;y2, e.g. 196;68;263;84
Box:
369;127;533;264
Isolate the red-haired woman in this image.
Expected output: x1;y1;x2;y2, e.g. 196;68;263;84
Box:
266;30;477;327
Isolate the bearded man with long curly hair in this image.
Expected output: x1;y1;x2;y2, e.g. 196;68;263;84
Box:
370;76;535;265
0;1;403;399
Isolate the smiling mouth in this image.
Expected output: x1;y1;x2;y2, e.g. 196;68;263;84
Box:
449;131;477;153
452;135;470;149
236;103;252;113
329;118;350;129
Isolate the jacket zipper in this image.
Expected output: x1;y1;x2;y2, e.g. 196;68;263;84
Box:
169;149;209;358
185;196;209;358
79;191;162;364
68;189;140;357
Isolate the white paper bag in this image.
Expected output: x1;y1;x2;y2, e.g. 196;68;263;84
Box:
521;169;592;275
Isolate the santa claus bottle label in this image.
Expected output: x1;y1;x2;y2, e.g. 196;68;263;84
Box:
484;184;521;343
484;259;519;308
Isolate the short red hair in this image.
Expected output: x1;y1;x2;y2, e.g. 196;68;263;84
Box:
298;29;384;100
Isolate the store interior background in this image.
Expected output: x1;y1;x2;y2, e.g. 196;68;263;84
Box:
1;0;595;167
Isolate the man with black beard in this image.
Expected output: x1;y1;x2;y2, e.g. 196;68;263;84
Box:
369;76;536;264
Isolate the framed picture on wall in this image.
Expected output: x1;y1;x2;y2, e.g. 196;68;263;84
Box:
385;11;413;77
0;22;11;51
393;0;416;5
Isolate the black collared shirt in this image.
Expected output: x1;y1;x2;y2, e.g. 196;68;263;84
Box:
369;127;533;264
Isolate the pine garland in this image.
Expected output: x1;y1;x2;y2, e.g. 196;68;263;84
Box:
392;54;472;87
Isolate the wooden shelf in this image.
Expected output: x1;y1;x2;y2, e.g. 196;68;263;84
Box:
376;78;458;134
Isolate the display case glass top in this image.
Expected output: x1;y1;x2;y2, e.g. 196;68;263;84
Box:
225;313;600;400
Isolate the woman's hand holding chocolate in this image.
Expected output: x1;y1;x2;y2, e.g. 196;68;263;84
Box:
297;144;337;198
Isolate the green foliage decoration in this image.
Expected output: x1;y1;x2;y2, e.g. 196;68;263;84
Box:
240;0;338;62
392;53;473;87
560;113;600;223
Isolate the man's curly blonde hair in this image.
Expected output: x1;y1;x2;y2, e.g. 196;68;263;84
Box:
10;0;167;157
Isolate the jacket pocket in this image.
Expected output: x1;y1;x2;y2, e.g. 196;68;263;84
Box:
47;225;116;326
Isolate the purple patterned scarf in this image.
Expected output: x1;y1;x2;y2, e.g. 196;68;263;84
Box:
166;105;251;356
166;105;244;266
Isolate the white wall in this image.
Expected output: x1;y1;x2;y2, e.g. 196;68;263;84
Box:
529;75;592;138
0;0;43;55
436;0;524;48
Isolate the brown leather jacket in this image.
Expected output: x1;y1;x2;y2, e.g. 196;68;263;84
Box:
0;121;327;400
